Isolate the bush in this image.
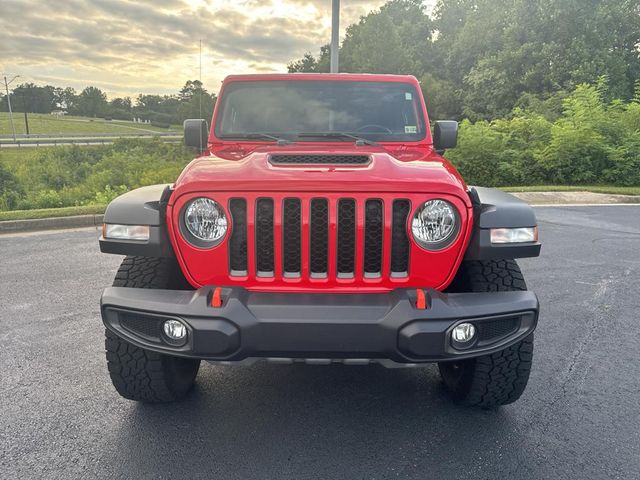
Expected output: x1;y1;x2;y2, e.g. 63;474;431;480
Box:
0;138;193;211
446;81;640;187
0;163;23;210
1;81;638;214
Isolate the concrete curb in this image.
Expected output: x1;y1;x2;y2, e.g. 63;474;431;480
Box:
0;214;104;234
510;191;640;205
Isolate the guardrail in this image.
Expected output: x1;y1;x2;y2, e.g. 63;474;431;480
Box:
0;135;183;148
0;132;180;139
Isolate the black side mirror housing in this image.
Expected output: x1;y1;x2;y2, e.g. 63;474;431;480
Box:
184;119;209;150
433;120;458;153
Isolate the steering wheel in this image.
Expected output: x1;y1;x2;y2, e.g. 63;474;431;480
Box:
355;124;393;134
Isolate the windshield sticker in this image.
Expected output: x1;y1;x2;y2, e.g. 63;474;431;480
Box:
405;92;412;100
405;125;417;134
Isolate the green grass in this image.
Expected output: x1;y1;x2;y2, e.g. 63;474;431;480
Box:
0;205;105;221
0;112;180;136
501;185;640;196
0;146;41;165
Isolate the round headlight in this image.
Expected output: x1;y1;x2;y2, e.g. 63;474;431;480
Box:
183;197;227;246
411;199;460;250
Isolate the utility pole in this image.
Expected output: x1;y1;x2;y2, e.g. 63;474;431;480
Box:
3;75;20;141
330;0;340;73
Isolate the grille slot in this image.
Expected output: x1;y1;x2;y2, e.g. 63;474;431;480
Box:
283;198;301;276
337;199;356;276
270;154;370;165
229;198;247;274
390;200;411;275
255;198;274;275
364;200;383;276
309;198;329;276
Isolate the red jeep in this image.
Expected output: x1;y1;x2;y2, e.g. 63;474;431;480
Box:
100;74;541;407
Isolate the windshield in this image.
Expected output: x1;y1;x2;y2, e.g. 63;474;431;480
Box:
215;80;426;142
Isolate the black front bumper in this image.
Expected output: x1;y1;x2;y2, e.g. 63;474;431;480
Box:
101;287;538;363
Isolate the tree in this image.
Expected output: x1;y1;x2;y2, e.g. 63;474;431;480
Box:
176;80;216;123
432;0;640;119
106;97;133;120
288;0;640;120
110;97;132;110
60;87;78;112
288;0;431;76
1;83;56;113
135;94;164;112
76;86;107;117
288;53;321;73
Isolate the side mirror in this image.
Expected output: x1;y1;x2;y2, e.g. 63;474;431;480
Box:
433;120;458;153
184;119;209;150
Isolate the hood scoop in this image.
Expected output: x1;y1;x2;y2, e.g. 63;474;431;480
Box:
269;154;371;165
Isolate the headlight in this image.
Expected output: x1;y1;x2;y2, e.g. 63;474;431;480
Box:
182;197;228;247
411;199;460;250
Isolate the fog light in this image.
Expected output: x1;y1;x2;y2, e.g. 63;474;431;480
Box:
452;322;476;345
163;319;187;344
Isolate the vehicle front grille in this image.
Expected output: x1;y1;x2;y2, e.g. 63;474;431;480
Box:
269;154;370;165
227;195;412;281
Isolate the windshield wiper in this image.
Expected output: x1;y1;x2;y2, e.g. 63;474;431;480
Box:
297;132;379;146
219;133;292;145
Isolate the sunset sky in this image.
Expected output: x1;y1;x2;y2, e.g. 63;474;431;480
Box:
1;0;390;98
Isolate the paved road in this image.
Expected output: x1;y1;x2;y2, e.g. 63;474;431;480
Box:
1;206;639;480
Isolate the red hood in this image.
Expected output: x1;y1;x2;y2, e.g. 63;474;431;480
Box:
171;144;470;206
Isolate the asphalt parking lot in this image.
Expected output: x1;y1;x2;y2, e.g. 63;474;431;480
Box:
1;205;639;480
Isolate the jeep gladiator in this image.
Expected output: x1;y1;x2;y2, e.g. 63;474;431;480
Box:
99;73;541;407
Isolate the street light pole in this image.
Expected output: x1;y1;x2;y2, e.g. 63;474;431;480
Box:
330;0;340;73
3;75;19;141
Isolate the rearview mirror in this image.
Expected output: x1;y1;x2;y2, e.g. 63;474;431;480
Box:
184;119;209;150
433;121;458;153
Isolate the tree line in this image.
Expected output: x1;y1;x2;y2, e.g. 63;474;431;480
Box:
288;0;640;122
0;80;215;127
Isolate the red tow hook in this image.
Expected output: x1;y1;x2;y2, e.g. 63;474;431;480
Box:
210;287;223;308
415;289;427;310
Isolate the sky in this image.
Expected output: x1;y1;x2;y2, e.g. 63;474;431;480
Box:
0;0;390;99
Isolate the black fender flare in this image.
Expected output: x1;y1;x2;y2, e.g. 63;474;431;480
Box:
99;184;175;258
464;187;542;260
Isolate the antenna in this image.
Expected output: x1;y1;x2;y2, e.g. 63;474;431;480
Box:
199;39;202;119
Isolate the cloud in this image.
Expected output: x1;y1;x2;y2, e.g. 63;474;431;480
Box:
0;0;385;97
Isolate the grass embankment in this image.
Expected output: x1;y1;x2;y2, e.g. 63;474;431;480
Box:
0;112;179;136
0;205;105;221
1;187;638;222
0;139;193;212
0;135;638;222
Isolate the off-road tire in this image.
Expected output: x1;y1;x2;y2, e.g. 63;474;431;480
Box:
439;260;534;407
105;256;200;403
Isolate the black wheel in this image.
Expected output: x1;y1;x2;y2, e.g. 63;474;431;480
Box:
105;256;200;403
439;260;534;407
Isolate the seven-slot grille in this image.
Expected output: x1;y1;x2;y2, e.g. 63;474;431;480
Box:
227;196;411;280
